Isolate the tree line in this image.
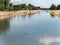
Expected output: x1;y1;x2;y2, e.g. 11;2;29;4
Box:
13;4;40;11
0;0;60;11
50;4;60;10
0;0;40;11
40;4;60;10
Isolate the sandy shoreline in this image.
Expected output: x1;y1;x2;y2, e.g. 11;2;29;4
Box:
0;10;40;19
48;10;60;17
0;10;60;20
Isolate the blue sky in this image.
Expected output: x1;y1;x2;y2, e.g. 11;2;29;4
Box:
11;0;60;8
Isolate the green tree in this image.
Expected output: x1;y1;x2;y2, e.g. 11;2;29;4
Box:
8;3;14;11
27;4;35;10
27;4;40;10
0;0;10;10
4;0;10;10
50;4;56;10
13;4;27;10
13;5;21;10
56;4;60;10
19;4;27;10
35;7;40;10
0;0;4;10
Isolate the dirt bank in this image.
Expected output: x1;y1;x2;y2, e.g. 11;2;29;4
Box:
0;10;40;19
48;10;60;17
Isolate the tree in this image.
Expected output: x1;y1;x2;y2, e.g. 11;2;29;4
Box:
27;4;33;10
27;4;40;10
50;4;56;10
0;0;40;11
4;0;10;10
13;4;27;10
0;0;10;10
56;4;60;10
19;4;27;10
35;7;40;10
0;0;4;10
8;3;14;11
13;5;23;10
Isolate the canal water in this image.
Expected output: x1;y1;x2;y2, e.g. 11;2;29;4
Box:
0;10;60;45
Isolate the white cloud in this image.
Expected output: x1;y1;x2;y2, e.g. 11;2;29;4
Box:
38;36;60;45
11;0;21;1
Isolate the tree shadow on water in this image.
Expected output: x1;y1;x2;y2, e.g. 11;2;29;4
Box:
50;13;55;17
0;19;10;34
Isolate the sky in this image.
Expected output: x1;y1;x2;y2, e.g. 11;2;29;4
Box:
11;0;60;8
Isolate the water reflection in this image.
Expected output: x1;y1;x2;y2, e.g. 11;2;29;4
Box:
38;36;60;45
50;42;60;45
0;19;10;34
50;13;55;17
21;15;26;19
12;12;35;20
